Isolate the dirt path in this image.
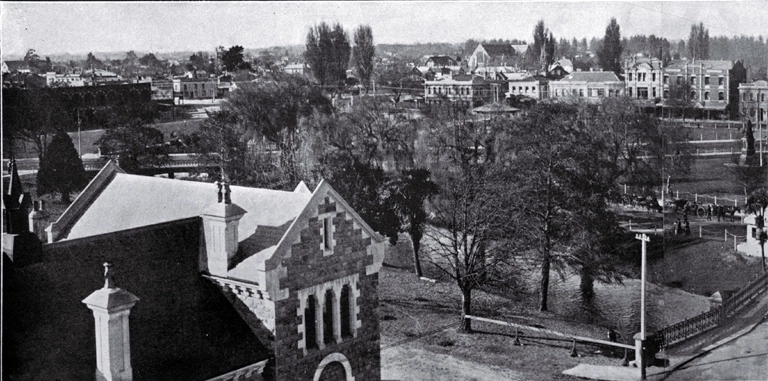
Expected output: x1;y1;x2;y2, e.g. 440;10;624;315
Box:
381;342;525;381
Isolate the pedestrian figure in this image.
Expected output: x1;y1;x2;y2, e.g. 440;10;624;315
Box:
707;205;712;221
717;205;721;221
608;328;620;342
684;219;690;236
676;219;682;235
608;328;621;357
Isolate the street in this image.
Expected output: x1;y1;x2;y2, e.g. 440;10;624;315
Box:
667;315;768;381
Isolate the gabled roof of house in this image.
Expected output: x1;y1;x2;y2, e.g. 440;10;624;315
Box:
511;44;528;55
480;43;517;57
557;71;621;83
426;55;457;66
3;60;30;72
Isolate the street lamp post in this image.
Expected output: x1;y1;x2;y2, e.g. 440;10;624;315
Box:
634;233;650;380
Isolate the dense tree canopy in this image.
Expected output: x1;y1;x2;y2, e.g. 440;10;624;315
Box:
597;18;623;75
688;22;710;60
37;130;87;203
305;22;351;88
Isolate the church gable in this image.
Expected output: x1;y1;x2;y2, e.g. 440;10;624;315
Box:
261;180;384;380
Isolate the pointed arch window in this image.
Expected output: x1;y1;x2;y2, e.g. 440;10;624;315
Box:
305;295;318;349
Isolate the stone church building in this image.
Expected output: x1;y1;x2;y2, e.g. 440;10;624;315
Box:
3;161;385;381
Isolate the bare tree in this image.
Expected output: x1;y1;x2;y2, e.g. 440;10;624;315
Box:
422;109;519;332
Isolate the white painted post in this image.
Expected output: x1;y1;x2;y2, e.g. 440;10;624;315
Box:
629;220;632;231
714;196;717;205
725;229;728;242
699;226;702;238
676;190;679;199
734;236;737;251
624;184;627;194
634;233;650;380
695;194;698;202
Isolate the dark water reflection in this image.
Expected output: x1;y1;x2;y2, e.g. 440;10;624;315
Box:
526;272;711;343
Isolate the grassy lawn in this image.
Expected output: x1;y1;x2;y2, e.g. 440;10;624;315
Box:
651;233;763;297
380;266;626;381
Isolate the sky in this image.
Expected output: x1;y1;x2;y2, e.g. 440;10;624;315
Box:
2;1;767;58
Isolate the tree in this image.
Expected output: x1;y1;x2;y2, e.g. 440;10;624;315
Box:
123;51;138;66
746;119;756;158
746;188;768;273
688;22;710;60
526;20;552;72
23;49;43;72
36;130;87;203
420;104;519;332
85;52;104;70
194;110;278;187
388;168;439;277
305;22;351;88
2;88;72;162
96;121;168;174
222;45;248;72
224;74;332;187
502;101;667;311
321;153;400;243
544;32;556;75
667;79;695;121
732;120;767;196
597;18;623;75
353;25;376;92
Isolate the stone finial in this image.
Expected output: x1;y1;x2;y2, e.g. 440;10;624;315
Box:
103;262;114;289
224;183;232;205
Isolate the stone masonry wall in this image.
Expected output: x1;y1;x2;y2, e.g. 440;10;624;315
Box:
272;196;381;381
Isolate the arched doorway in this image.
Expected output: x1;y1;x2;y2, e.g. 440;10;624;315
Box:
317;361;346;381
313;352;354;381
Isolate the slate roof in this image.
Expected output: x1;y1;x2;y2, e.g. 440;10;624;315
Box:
63;173;313;241
481;43;517;57
557;71;622;83
472;103;521;114
426;55;457;66
4;219;269;380
3;60;30;73
665;60;736;71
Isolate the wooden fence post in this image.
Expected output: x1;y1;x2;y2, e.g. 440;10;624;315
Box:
725;230;727;242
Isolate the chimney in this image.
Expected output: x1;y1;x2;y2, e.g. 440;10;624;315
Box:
3;159;32;234
201;182;246;276
28;200;48;241
82;263;139;381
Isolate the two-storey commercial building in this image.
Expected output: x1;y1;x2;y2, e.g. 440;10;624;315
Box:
549;71;624;102
424;74;503;107
739;80;768;124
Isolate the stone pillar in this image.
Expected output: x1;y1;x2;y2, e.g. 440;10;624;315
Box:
82;263;139;381
333;287;342;343
634;333;646;380
316;291;326;350
200;183;246;276
28;200;48;242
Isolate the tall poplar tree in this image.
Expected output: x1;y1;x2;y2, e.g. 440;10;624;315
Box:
688;22;710;60
353;25;376;92
597;18;623;75
305;22;351;88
